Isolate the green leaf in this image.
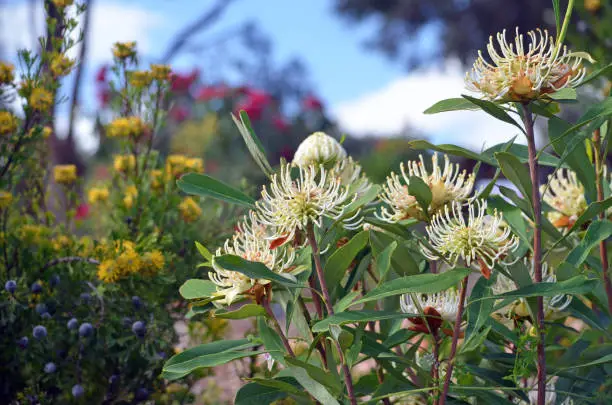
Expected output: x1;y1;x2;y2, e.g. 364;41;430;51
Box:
162;339;259;380
232;111;274;178
467;277;494;337
215;255;302;288
462;95;525;133
552;0;561;35
423;97;479;114
547;87;576;101
408;140;485;163
495;152;533;207
214;304;266;319
194;241;212;261
483;143;561;168
258;317;286;365
375;241;397;282
286;359;342;402
407;176;432;218
312;311;412;333
179;279;217;300
552;97;612;146
488;276;598;300
353;268;471;305
235;378;304;405
370;231;419;277
488;196;530;248
566;220;612;267
565;354;612;370
324;231;369;297
177;173;255;207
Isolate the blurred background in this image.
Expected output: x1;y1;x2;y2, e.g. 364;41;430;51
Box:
0;0;610;182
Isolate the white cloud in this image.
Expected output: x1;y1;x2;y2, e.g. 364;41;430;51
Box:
0;2;164;63
332;62;528;151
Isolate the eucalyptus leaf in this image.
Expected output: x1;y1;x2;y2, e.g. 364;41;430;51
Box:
324;231;369;297
423;97;479;114
179;279;217;300
214;304;267;319
177;173;255;207
215;255;302;288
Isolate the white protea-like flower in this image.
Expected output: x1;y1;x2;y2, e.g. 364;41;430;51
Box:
377;153;475;222
466;28;590;102
494;259;572;320
400;290;462;333
292;131;347;167
331;156;372;197
541;169;587;229
421;199;519;278
256;163;355;245
210;212;295;305
518;376;573;405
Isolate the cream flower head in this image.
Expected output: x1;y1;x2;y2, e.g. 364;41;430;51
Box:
520;376;570;405
377;153;475;222
331;156;372;198
293;131;347;167
210;212;295;305
541;169;587;229
493;259;572;320
400;290;462;334
466;28;590;102
421;199;519;278
256;163;355;244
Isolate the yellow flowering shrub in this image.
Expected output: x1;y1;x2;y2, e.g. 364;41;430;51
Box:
107;116;146;139
28;88;54;112
53;164;77;185
179;197;202;223
112;41;137;60
0;111;18;135
0;61;14;83
113;154;136;173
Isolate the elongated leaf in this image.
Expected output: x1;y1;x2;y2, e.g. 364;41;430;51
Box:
232;111;274;178
312;310;412;333
334;291;361;313
177;173;255;207
408;140;486;163
235;378;304;405
287;364;341;405
462;95;524;133
162;339;258;380
179;279;217;300
215;255;302;287
552;0;560;35
195;241;212;261
214;304;266;319
565;354;612;370
578;63;612;88
407;176;432;217
370;231;419;277
467;277;494;337
547;87;576;101
486;276;597;300
423;97;479;114
483;143;561;168
375;241;397;282
552;97;612;145
488;196;530;247
566;220;612;267
324;231;369;297
495;152;533;206
286;357;342;396
354;268;471;305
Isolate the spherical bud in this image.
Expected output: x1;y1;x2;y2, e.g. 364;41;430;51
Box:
49;274;60;287
18;336;29;348
292;131;347;168
44;362;57;374
41;312;52;320
131;296;142;310
131;321;146;338
122;317;132;328
80;292;91;303
5;280;17;294
31;282;42;294
33;325;47;339
79;322;94;337
134;387;149;401
72;384;85;398
67;318;78;330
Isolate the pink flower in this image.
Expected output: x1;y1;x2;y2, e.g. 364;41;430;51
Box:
97;89;111;107
95;66;107;83
196;84;227;101
169;106;190;122
171;69;199;93
303;94;323;111
75;203;89;220
272;115;289;132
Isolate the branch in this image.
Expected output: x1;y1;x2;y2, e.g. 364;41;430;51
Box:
160;0;237;63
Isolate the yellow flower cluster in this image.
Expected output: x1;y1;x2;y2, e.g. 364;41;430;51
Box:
129;70;152;88
150;64;171;81
52;0;74;7
97;244;165;283
53;164;77;185
151;169;165;191
52;234;73;251
0;62;14;84
179;197;202;223
165;155;204;178
585;0;601;12
0;191;13;209
112;41;137;60
107;116;146;138
88;187;110;204
50;54;75;77
29;88;53;112
123;185;138;209
113;154;136;173
18;224;50;245
0;111;18;135
28;126;52;139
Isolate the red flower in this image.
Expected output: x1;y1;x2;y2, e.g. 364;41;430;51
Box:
272;115;289;132
169;106;190;122
234;89;271;121
97;88;111;107
171;69;199;93
95;66;107;83
75;203;89;220
303;94;323;111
